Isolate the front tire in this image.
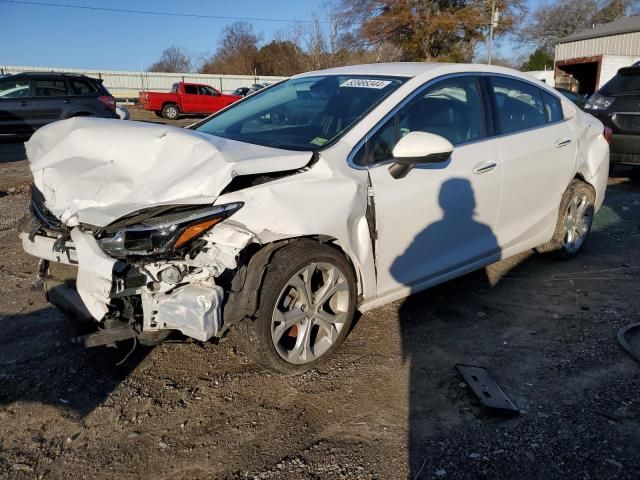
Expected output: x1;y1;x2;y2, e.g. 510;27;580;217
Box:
236;240;357;374
537;179;595;258
161;104;179;120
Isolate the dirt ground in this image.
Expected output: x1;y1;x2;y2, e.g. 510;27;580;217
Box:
1;112;639;479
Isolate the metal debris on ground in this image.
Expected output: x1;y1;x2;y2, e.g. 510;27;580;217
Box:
455;364;519;414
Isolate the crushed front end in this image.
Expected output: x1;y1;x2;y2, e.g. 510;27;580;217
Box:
20;187;253;347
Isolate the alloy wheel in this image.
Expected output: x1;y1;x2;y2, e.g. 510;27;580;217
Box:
271;262;350;365
165;106;178;119
562;191;593;254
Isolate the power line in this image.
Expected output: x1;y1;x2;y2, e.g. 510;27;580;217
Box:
0;0;324;24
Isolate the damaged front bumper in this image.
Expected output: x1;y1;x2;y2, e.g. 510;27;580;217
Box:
19;218;252;344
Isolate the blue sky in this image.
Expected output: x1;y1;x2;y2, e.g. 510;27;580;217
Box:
0;0;538;71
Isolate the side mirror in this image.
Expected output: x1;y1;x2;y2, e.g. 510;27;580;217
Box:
388;131;453;179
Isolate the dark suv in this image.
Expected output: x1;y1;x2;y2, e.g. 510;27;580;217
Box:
0;72;119;135
584;64;640;164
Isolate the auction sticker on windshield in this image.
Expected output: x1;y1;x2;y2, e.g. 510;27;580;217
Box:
340;79;392;89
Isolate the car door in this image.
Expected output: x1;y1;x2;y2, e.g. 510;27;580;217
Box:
199;86;225;112
360;75;503;297
0;76;33;134
181;84;200;113
486;76;576;252
31;77;71;128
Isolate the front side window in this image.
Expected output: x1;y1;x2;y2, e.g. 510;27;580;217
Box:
541;90;563;123
355;76;485;165
34;79;68;97
195;75;406;151
0;78;30;98
199;86;218;96
489;77;546;134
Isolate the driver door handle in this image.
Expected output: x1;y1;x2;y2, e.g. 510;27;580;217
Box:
555;138;572;148
473;161;497;174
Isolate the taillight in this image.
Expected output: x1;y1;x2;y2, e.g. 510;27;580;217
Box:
604;127;613;144
98;95;116;111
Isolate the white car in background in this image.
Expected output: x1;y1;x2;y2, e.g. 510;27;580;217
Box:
21;63;609;373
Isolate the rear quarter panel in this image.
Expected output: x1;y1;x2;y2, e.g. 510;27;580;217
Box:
573;110;609;211
143;92;180;111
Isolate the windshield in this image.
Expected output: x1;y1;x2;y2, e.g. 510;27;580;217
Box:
600;68;640;96
195;75;407;151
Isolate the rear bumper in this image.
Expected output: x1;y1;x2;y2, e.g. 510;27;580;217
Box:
610;133;640;164
99;111;121;120
587;111;640;164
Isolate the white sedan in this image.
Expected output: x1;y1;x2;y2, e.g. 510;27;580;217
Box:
21;63;609;373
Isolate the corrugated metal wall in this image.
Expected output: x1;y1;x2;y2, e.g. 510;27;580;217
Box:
0;65;288;99
555;32;640;61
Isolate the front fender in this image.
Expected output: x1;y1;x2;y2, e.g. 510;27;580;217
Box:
215;158;376;301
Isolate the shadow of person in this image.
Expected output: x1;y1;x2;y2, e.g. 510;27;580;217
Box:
390;178;500;479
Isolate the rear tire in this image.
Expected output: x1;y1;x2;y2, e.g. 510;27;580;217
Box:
536;179;595;259
235;240;357;375
162;104;179;120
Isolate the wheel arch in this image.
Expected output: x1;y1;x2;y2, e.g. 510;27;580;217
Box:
221;235;365;335
571;172;598;203
63;111;94;119
162;101;179;111
573;172;595;190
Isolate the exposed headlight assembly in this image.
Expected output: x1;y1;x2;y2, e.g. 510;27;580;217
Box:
584;93;615;111
97;202;243;258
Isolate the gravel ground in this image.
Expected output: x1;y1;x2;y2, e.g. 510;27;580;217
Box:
0;119;639;479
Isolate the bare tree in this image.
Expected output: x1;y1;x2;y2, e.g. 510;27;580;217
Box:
200;22;261;75
149;46;192;73
256;40;307;75
522;0;639;52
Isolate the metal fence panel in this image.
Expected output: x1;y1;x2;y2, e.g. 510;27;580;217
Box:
0;65;288;99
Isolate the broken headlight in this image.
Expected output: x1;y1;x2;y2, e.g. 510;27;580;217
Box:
97;202;243;258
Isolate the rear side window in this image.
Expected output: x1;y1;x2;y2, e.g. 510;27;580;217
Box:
541;90;563;122
600;68;640;96
0;78;30;98
489;77;546;134
184;85;198;94
34;79;69;97
69;79;97;95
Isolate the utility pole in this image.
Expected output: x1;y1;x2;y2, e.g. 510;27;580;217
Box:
488;0;499;65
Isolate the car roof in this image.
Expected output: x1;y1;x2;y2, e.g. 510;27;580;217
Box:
292;62;546;83
296;62;448;78
6;71;97;80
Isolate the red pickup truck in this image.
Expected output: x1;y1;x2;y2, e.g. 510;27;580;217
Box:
138;82;241;120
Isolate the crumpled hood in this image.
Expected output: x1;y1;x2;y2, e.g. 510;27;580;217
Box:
26;117;312;227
